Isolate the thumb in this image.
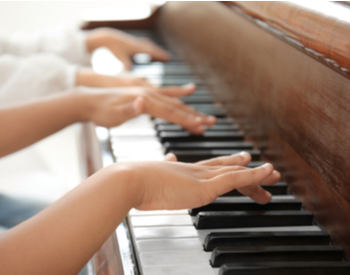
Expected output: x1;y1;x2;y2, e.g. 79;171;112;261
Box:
164;153;178;162
119;55;132;71
114;97;144;124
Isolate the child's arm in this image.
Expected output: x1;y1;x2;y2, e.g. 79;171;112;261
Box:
0;153;280;275
0;86;215;157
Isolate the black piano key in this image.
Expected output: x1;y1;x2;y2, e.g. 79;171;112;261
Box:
154;117;234;125
164;141;254;152
204;231;330;251
168;149;261;162
192;89;212;96
181;95;215;104
222;181;288;197
189;103;223;109
190;198;302;216
159;131;245;143
156;124;239;131
195;109;227;117
246;161;265;168
219;262;350;275
194;210;314;229
211;245;344;267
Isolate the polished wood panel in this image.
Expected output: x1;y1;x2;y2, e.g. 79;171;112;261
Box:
159;1;350;257
227;1;350;78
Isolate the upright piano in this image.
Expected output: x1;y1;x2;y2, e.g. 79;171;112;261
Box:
82;2;350;274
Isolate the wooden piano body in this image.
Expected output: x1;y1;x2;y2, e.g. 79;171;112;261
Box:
83;2;350;274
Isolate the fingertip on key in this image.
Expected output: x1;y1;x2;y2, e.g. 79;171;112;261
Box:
195;116;203;123
239;151;251;160
261;163;273;172
273;170;281;179
206;115;216;124
182;83;196;90
265;191;273;203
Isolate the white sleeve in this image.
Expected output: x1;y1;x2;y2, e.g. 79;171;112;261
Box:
0;24;91;66
0;53;77;108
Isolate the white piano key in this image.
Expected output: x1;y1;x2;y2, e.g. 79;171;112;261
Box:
137;238;203;252
112;139;162;151
129;209;188;216
110;128;156;137
117;154;165;162
130;215;192;227
133;225;322;241
140;250;209;266
114;114;154;129
142;264;218;275
133;226;198;239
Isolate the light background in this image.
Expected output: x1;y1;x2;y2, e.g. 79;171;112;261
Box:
0;1;156;203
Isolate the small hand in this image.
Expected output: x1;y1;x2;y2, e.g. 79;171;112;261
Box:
79;86;216;133
86;28;170;70
164;151;281;204
122;152;280;211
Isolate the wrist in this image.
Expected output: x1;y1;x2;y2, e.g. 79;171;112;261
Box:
86;29;112;53
68;88;97;122
103;163;144;210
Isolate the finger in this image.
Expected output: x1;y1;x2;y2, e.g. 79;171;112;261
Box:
205;163;274;198
142;95;207;134
139;80;154;88
260;170;281;186
156;83;196;97
132;96;145;114
164;153;178;162
119;55;132;71
136;38;170;61
237;185;272;204
197;152;252;167
150;91;216;127
110;98;143;126
133;77;154;88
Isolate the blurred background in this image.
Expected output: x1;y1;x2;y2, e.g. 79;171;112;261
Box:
0;1;161;204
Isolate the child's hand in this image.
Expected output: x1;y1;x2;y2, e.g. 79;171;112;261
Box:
86;28;170;70
78;86;215;133
119;152;281;211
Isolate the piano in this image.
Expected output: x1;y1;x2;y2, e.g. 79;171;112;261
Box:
82;2;350;274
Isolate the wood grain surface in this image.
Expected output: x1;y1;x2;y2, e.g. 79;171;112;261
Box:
228;1;350;77
160;1;350;258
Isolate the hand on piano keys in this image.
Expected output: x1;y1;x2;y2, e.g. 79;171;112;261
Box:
86;27;170;70
126;152;280;211
78;85;216;134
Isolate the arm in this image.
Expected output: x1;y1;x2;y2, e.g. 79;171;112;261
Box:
0;25;169;69
0;86;215;157
0;153;280;275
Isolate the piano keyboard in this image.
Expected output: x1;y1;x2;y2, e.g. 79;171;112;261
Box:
107;30;350;275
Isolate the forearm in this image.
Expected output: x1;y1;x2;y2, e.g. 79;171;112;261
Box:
0;165;137;275
0;92;90;157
